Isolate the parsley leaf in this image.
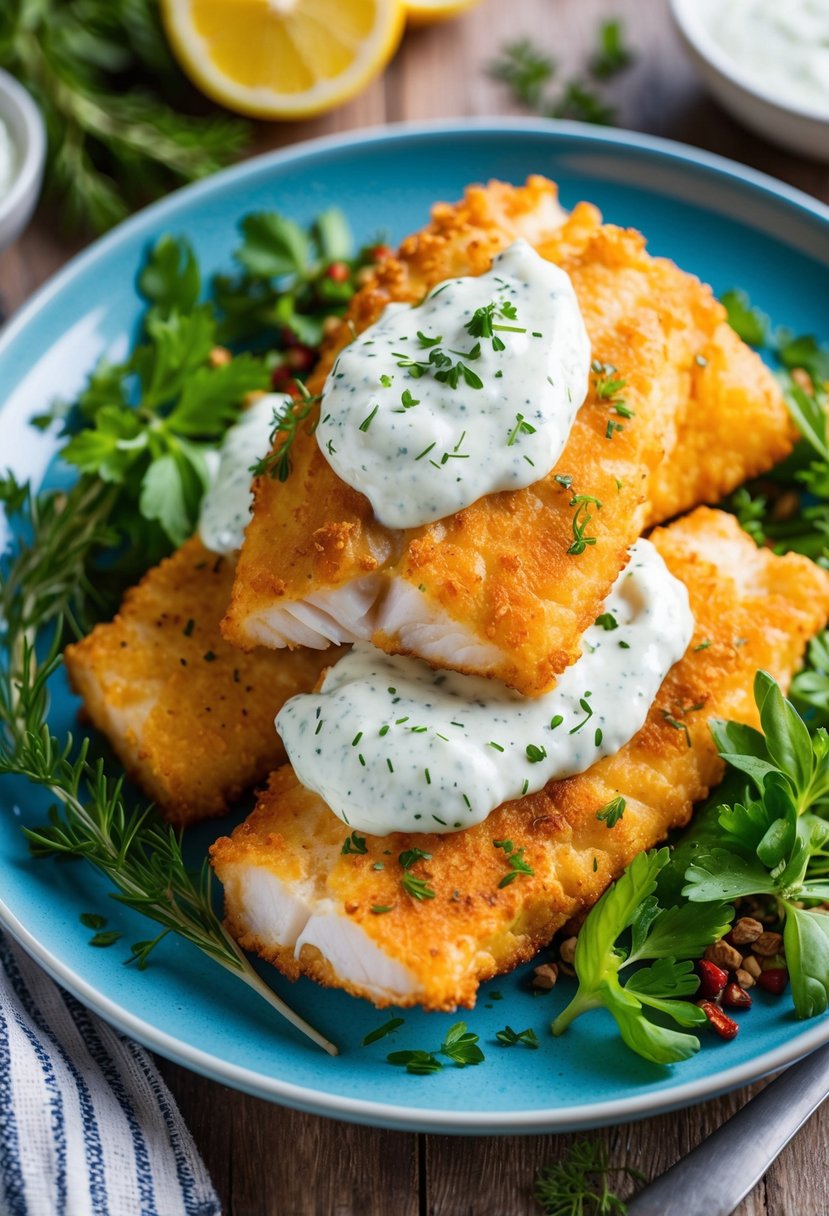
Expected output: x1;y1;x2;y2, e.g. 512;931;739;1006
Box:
552;850;730;1064
440;1021;484;1066
683;672;829;1018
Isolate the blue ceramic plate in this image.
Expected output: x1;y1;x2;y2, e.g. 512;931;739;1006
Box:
3;120;829;1134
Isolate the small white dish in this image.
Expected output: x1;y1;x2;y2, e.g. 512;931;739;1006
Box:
670;0;829;162
0;69;46;251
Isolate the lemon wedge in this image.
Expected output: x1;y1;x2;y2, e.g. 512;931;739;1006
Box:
405;0;482;25
161;0;406;119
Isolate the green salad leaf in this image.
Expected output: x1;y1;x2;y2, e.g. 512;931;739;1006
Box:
552;850;730;1065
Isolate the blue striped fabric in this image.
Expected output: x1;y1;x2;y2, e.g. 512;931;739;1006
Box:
0;932;220;1216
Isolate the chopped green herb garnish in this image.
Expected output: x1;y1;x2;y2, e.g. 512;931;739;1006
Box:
596;796;626;828
495;1025;539;1048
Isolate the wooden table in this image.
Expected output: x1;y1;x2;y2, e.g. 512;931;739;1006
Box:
3;1;829;1211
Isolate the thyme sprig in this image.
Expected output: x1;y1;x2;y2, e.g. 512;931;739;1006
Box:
0;478;336;1055
251;383;322;482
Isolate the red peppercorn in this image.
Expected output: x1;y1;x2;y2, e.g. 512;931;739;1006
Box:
271;365;292;390
697;1000;739;1040
326;261;350;283
285;344;315;374
370;244;393;261
697;959;728;999
722;981;752;1009
757;967;789;995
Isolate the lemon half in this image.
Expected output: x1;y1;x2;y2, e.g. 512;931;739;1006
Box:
162;0;406;120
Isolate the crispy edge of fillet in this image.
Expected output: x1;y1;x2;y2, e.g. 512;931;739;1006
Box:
222;178;793;696
211;508;829;1010
64;536;340;827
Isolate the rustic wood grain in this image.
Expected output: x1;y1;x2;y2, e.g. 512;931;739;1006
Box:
5;0;829;1212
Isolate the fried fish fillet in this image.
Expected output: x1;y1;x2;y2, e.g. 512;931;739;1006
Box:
65;537;340;826
222;178;793;696
211;509;829;1011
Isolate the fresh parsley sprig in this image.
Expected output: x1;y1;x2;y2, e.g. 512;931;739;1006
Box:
683;672;829;1018
552;849;731;1064
719;289;829;565
387;1021;483;1074
214;208;379;349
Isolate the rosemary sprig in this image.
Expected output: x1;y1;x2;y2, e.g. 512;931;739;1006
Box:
0;478;336;1055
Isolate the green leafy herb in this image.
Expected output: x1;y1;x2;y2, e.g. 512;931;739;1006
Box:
398;847;435;901
0;0;248;233
489;39;556;108
683;672;829;1018
568;494;602;556
591;19;634;79
495;1025;539;1048
552;850;731;1064
79;912;107;930
720;289;769;348
341;831;368;856
596;796;626;829
498;846;535;889
534;1139;645;1216
250;385;321;484
792;631;829;726
440;1021;484;1066
386;1049;443;1075
89;930;122;948
387;1021;483;1073
595;613;618;631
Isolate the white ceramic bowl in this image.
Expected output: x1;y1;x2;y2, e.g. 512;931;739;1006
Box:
670;0;829;162
0;70;46;251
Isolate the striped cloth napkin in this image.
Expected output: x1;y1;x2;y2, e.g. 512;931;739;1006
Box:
0;931;221;1216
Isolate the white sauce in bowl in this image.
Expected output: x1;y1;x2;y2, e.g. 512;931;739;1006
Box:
707;0;829;117
316;240;591;530
277;538;694;836
0;118;18;200
198;393;288;554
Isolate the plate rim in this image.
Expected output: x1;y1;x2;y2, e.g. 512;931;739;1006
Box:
3;116;829;1134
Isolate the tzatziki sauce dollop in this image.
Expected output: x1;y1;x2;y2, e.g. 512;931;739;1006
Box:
707;0;829;117
198;393;287;554
277;538;694;836
315;240;591;530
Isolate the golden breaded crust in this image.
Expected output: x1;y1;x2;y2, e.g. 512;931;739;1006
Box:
211;509;829;1010
65;536;339;826
223;178;792;696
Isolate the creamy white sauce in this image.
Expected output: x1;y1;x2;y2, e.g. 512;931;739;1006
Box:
0;119;17;200
277;539;694;836
198;393;289;554
707;0;829;116
316;240;591;530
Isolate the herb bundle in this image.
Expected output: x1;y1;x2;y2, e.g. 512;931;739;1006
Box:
0;0;248;233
